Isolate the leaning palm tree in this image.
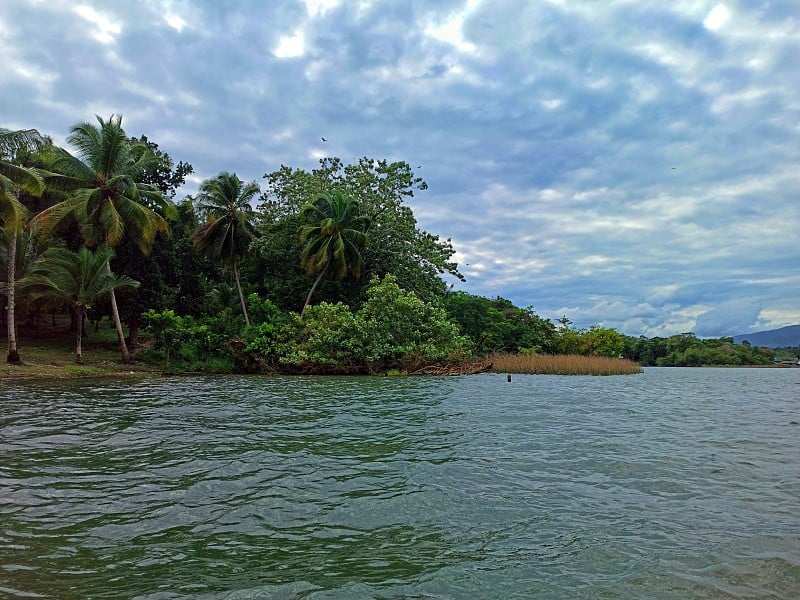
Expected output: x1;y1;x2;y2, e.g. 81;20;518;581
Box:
19;246;138;363
299;190;370;313
0;127;45;363
29;115;170;363
192;172;259;325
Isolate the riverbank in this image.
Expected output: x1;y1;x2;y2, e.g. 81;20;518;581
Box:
1;327;160;380
2;328;640;379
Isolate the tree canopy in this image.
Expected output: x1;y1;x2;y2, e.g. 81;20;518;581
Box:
4;115;779;374
260;157;462;306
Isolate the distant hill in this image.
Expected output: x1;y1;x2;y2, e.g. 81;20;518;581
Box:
733;325;800;348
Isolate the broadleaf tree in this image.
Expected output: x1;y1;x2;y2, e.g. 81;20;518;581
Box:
260;157;463;306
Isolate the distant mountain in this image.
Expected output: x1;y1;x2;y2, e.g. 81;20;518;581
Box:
733;325;800;348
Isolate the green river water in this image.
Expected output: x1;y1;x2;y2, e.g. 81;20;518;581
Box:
1;367;798;598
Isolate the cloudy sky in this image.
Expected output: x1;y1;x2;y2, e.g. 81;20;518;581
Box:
2;0;798;337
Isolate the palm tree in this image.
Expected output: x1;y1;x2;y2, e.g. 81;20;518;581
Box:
206;282;241;316
1;128;45;363
29;115;170;363
192;172;259;325
19;246;138;363
299;190;370;313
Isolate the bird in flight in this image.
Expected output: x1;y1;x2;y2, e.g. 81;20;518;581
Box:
321;137;327;142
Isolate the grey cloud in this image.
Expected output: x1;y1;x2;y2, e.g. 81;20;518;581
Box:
2;0;798;336
694;300;763;338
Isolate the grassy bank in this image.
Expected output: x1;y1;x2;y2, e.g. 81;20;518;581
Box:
490;353;642;375
1;320;160;381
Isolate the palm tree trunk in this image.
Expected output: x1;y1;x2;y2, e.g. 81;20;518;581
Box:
233;263;250;325
128;317;140;347
76;308;84;363
302;259;330;315
107;261;131;363
6;229;20;363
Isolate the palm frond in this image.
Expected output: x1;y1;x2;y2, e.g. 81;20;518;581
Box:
0;162;45;196
67;120;104;168
0;128;44;157
100;197;125;247
46;147;96;183
193;172;259;266
19;245;138;309
0;183;27;230
298;189;369;281
40;116;170;253
28;195;85;241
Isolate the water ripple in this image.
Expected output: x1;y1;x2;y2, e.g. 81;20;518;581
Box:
1;369;798;598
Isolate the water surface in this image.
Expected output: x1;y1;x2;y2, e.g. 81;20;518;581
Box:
1;368;798;598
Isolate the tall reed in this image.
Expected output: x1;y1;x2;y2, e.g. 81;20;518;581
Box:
490;353;642;375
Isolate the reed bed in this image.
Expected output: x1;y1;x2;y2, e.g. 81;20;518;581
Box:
490;353;642;376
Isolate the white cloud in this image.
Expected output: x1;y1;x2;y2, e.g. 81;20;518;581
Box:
424;0;480;54
165;13;186;32
703;3;730;32
541;98;563;110
306;0;340;18
73;4;122;44
274;31;306;58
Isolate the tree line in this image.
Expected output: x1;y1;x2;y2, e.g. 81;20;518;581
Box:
1;116;778;373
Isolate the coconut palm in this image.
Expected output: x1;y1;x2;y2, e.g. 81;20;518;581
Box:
20;246;138;363
1;128;45;363
205;282;241;316
299;190;370;313
29;115;170;363
192;172;259;325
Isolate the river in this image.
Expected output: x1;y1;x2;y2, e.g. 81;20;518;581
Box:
1;368;798;598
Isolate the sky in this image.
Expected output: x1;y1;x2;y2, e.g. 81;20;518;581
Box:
2;0;798;337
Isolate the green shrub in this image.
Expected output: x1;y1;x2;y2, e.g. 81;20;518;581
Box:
277;302;362;368
357;275;471;371
141;309;235;372
247;293;283;325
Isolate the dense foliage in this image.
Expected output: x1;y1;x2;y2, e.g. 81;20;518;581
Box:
623;333;775;366
0;115;783;372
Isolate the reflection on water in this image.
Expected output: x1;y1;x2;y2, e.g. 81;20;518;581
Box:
1;368;799;598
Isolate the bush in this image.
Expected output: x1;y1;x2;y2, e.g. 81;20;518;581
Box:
237;276;472;373
141;309;234;372
276;302;363;370
247;293;283;325
357;275;471;371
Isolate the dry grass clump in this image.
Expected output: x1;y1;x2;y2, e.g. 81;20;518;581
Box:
490;353;642;376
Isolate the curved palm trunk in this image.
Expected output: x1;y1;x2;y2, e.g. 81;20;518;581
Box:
6;229;20;363
107;261;131;363
233;263;250;325
302;259;330;315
